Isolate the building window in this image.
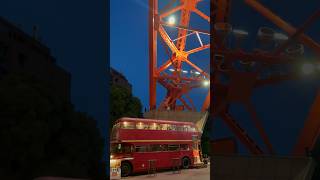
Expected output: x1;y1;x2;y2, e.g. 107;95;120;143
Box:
18;53;27;68
0;46;8;63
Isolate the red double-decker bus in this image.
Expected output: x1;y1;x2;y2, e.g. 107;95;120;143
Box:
110;117;203;177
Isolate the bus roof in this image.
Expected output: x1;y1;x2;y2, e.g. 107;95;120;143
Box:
116;117;195;126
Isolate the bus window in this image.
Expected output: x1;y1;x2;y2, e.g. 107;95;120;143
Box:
160;124;168;130
111;143;133;153
149;123;159;130
123;144;133;153
176;126;183;131
189;126;196;132
160;144;168;151
150;144;162;152
168;144;180;151
135;145;148;152
180;144;189;151
121;121;135;129
136;122;145;129
113;122;120;129
168;124;177;131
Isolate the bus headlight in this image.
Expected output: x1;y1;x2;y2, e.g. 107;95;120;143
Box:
110;159;120;168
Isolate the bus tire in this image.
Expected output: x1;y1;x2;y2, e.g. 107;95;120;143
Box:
181;157;191;169
121;161;132;177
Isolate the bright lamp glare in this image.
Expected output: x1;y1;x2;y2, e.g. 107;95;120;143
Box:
168;16;176;25
302;63;315;75
203;80;210;87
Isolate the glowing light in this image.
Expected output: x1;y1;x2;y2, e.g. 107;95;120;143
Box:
203;80;210;87
302;63;315;75
274;32;288;41
182;70;188;74
233;29;248;37
194;71;201;75
169;68;175;72
168;16;176;25
110;155;114;159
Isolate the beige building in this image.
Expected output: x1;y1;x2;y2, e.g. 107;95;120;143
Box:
0;17;70;101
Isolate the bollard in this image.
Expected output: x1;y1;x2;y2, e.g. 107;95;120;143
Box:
148;159;157;176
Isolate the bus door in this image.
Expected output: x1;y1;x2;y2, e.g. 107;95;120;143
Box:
167;144;180;167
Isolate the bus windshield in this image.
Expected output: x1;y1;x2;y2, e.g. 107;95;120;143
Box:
111;143;133;154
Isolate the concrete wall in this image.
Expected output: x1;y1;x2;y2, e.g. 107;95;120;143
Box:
210;155;316;180
34;177;89;180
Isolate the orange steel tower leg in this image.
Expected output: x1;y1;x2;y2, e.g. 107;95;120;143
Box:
149;0;158;110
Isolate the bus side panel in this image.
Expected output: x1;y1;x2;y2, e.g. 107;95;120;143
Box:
132;152;160;173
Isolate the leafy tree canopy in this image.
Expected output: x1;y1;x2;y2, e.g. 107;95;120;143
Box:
0;72;106;180
110;84;142;130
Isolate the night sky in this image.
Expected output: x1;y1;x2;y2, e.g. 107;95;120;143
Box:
0;0;108;136
111;0;320;155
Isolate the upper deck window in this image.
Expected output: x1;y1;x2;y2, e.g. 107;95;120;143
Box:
160;124;169;130
116;120;197;132
136;122;145;129
121;121;135;129
168;124;177;131
149;123;160;130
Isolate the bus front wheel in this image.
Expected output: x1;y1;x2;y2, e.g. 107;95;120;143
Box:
121;161;132;177
182;157;190;169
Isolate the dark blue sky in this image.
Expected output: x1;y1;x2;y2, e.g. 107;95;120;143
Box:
111;0;320;154
0;0;108;136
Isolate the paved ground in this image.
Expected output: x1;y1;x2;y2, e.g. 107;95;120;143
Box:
121;165;210;180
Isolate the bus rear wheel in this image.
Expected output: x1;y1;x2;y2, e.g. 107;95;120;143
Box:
121;161;132;177
182;157;190;169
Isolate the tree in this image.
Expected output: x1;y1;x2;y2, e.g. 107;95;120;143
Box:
0;72;106;180
201;119;211;156
110;85;142;130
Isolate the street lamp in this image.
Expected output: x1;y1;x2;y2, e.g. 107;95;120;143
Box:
203;80;210;87
168;16;176;25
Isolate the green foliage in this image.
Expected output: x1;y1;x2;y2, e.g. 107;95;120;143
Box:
201;119;211;156
110;85;142;130
0;72;106;180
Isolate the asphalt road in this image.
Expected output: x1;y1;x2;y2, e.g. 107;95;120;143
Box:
121;165;210;180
